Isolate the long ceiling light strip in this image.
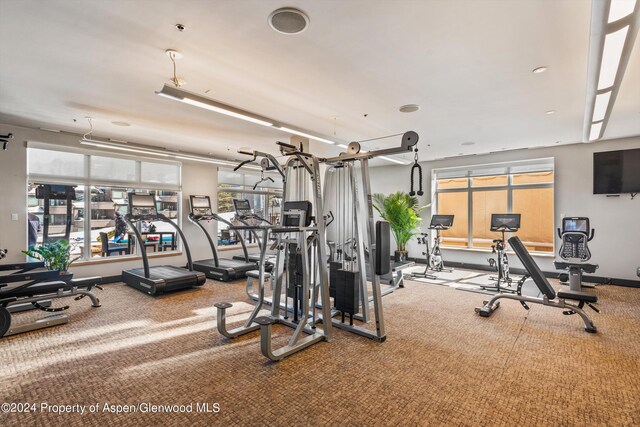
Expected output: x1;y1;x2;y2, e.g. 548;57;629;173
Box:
583;0;640;142
80;139;259;169
277;126;335;145
156;84;408;164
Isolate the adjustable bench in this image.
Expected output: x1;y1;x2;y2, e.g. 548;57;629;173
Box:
0;264;102;337
475;236;599;333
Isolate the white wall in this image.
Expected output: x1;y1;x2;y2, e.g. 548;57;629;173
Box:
369;137;640;281
0;123;218;278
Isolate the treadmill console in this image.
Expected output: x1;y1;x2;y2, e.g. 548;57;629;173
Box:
128;193;158;219
190;195;213;218
233;199;252;217
490;213;521;232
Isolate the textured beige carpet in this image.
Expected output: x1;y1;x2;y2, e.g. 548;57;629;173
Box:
1;276;639;426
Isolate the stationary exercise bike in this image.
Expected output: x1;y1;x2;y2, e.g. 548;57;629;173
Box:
411;215;454;279
483;213;521;293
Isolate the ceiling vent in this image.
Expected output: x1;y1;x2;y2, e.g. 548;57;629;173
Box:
268;8;309;35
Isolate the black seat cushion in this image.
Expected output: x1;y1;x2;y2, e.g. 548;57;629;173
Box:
557;289;598;303
554;261;598;273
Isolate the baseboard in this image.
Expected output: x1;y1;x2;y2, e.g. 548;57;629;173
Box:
405;257;640;288
99;275;122;284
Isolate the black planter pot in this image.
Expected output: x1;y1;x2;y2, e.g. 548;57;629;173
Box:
394;250;408;262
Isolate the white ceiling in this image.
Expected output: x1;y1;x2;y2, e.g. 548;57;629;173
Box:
0;0;638;165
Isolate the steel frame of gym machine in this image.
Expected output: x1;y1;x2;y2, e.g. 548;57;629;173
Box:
216;143;334;361
322;131;419;341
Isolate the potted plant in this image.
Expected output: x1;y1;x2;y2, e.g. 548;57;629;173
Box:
372;192;426;262
22;240;80;280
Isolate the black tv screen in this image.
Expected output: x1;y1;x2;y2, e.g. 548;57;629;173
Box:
593;148;640;194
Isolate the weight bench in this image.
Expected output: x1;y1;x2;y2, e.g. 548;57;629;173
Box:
0;264;102;337
475;236;598;333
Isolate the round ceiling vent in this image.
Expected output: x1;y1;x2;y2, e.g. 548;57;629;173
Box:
268;8;309;35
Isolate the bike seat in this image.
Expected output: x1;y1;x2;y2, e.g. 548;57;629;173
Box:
492;239;503;243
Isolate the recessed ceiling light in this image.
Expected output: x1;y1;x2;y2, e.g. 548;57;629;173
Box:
532;66;548;74
546;110;556;115
112;121;131;127
399;104;420;113
268;8;310;35
461;141;475;146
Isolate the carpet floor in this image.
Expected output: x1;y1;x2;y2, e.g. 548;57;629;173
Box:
1;275;639;426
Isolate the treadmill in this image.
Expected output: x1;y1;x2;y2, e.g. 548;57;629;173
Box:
231;199;275;270
188;195;257;281
122;193;206;296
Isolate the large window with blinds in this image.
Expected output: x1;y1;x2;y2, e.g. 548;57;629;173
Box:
26;143;182;260
433;159;554;253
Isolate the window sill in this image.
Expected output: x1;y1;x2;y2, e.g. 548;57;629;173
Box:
219;244;259;252
73;251;183;266
441;245;555;258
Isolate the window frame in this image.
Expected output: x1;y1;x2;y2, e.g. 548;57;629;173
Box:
26;142;183;261
432;158;554;252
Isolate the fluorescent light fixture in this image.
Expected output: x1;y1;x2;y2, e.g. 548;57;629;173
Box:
156;85;274;127
181;98;274;127
378;155;408;165
593;91;612;121
589;122;603;141
598;25;630;89
337;144;349;149
80;139;256;168
608;0;637;22
277;126;336;145
81;140;172;157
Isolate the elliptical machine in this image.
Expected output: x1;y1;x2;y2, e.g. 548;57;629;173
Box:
483;213;521;293
411;215;454;279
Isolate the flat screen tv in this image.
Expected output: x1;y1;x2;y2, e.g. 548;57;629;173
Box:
593;148;640;194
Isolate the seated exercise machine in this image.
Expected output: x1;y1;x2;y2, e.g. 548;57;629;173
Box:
554;217;598;291
0;261;102;337
475;236;599;333
230;199;275;272
122;193;206;295
482;213;521;293
411;214;454;279
188;195;256;282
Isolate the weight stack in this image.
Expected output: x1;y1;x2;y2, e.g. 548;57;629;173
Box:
335;269;360;316
329;261;342;298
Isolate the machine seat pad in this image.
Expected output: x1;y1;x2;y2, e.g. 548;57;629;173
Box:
554;261;598;273
246;270;271;280
557;289;598;303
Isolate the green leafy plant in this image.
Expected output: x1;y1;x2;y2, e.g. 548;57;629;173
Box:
22;240;80;273
372;192;426;252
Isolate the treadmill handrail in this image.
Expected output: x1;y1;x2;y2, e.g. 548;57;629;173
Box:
124;214;151;278
157;213;195;271
188;213;219;267
211;213;250;262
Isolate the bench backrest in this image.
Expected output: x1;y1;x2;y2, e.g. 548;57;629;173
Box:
507;236;556;300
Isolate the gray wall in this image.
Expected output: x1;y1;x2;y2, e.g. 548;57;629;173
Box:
0;123;218;278
369;137;640;281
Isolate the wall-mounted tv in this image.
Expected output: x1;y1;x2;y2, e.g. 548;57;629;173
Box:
593;148;640;194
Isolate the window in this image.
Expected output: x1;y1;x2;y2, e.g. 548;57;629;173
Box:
27;143;182;261
433;159;554;253
217;169;282;247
